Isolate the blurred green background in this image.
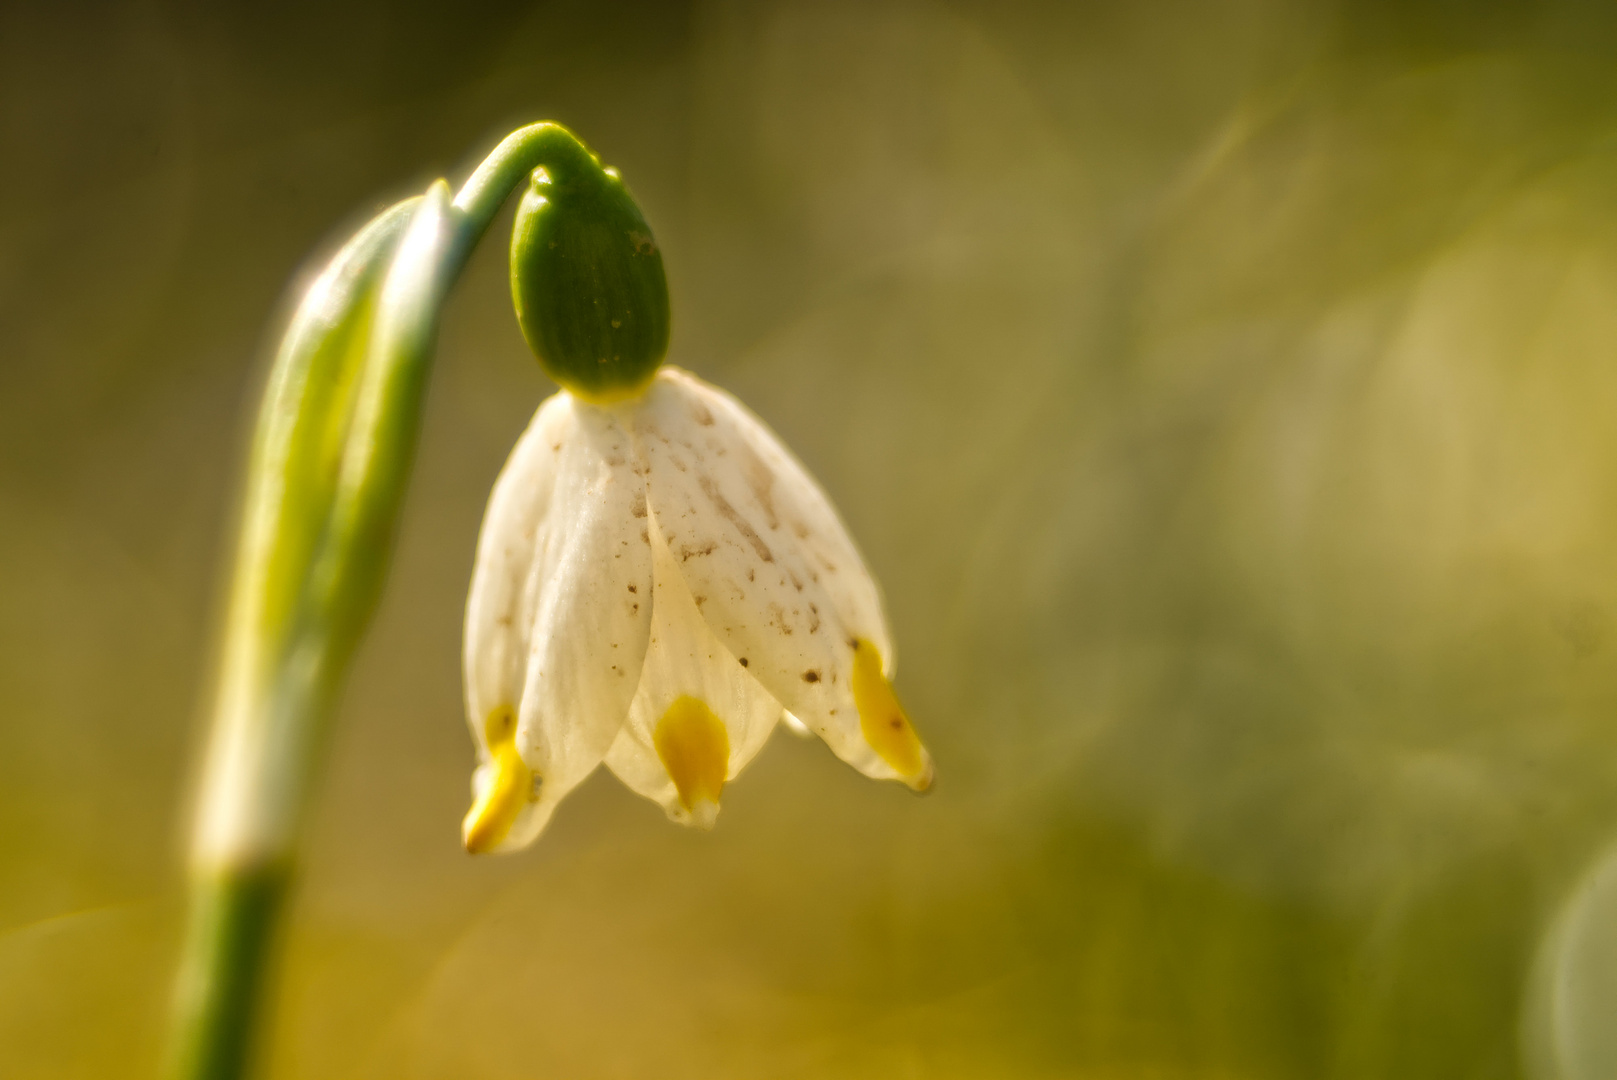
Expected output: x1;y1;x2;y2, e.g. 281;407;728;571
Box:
8;0;1617;1076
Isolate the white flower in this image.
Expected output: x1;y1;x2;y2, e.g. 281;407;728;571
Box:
461;366;933;852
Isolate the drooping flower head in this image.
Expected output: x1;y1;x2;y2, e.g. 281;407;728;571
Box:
461;136;931;853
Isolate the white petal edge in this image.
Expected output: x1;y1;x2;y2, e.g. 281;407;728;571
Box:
464;391;572;737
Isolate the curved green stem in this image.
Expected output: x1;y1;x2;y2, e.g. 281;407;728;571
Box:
167;124;606;1080
451;121;601;253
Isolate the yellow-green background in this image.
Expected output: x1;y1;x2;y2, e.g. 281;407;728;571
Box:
7;0;1617;1076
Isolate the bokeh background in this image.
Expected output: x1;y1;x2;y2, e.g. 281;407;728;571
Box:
8;0;1617;1076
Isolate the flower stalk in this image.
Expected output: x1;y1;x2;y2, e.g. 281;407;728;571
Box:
166;123;620;1080
167;119;930;1080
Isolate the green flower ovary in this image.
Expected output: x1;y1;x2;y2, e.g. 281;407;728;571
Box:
509;145;669;402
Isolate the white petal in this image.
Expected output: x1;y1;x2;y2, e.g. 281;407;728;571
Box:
691;370;894;665
463;393;653;849
464;392;572;731
780;711;813;738
630;367;923;785
604;508;783;825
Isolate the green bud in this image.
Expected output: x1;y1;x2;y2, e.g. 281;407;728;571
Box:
509;137;669;401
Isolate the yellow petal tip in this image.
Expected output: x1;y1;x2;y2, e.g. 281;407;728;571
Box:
462;708;534;855
655;695;730;817
851;639;932;787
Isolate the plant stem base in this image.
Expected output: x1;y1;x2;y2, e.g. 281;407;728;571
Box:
166;863;291;1080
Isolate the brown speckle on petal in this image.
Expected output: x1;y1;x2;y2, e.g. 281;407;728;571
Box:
697;474;773;563
741;445;779;531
